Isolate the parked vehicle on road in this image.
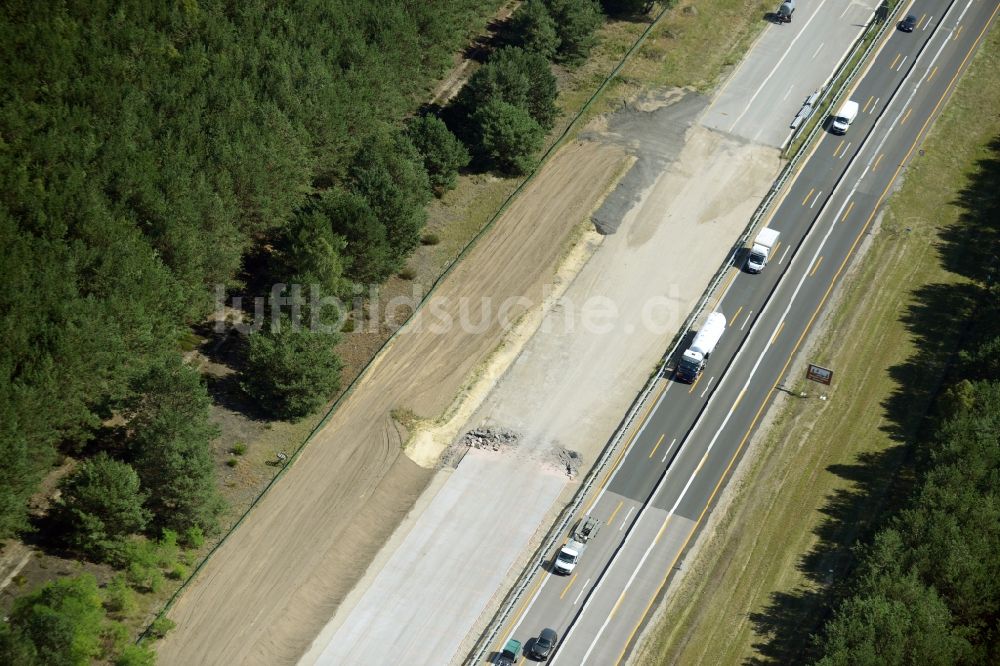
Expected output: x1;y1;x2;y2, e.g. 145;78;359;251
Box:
899;14;917;32
529;628;558;661
747;227;780;273
776;0;795;22
830;99;859;134
553;516;600;575
496;638;522;666
676;312;727;383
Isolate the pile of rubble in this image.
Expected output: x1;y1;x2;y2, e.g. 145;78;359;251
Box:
553;446;582;478
461;427;519;451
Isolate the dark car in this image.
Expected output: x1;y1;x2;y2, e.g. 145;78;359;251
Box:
529;628;558;661
899;14;917;32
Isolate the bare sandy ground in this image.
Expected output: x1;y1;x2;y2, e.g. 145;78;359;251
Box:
157;140;631;665
302;90;782;664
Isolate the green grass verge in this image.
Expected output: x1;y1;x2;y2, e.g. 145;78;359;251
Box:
636;20;1000;666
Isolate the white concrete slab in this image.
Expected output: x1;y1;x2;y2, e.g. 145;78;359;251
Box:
305;450;566;666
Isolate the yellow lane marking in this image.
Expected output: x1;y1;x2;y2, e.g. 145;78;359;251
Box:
613;10;1000;661
687;371;702;394
832;140;845;157
770;321;786;345
810;256;824;277
728;306;744;326
771;241;782;258
862;95;875;112
559;573;578;600
607;500;624;526
840;200;855;222
802;188;815;206
917;13;927;29
954;24;964;40
871;153;884;172
733;388;747;410
901;107;912;125
648;433;666;459
927;65;939;82
889;52;901;69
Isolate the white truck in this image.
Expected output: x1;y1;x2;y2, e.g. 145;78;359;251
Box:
676;311;726;383
746;227;780;273
553;516;600;575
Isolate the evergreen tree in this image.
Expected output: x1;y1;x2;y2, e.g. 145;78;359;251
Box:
457;46;559;131
405;114;470;194
54;454;149;562
349;130;432;267
473;99;546;175
508;0;561;60
544;0;604;65
324;189;396;284
601;0;654;16
125;359;222;534
8;575;105;666
273;204;351;301
243;315;343;421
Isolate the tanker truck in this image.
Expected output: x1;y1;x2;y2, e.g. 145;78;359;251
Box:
676;311;727;383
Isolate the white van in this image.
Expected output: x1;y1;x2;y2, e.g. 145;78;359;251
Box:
831;100;859;135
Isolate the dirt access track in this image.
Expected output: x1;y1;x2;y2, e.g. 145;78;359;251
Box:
158;139;631;665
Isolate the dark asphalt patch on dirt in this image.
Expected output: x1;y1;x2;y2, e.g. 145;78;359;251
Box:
586;90;709;234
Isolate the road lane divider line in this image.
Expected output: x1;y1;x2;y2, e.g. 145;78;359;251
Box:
619;507;635;531
769;321;786;346
840;200;855;222
779;245;791;265
606;4;994;662
927;64;938;81
810;256;824;277
901;107;912;124
560;574;578;600
573;580;590;606
810;190;823;208
733;388;747;410
896;55;908;71
662;439;677;464
802;188;815;206
740;310;754;331
687;373;701;394
918;13;927;29
925;15;935;31
833;141;844;157
871;152;884;171
838;142;851;159
648;434;666;459
607;500;624;526
729;306;744;326
863;95;875;112
811;42;825;59
890;52;901;69
954;24;964;39
699;376;716;398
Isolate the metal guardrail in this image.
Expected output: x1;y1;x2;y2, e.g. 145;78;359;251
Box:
466;3;913;663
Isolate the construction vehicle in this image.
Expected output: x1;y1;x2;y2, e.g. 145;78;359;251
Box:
553;516;600;575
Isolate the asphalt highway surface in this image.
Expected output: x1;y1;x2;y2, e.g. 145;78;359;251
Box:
488;1;999;663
